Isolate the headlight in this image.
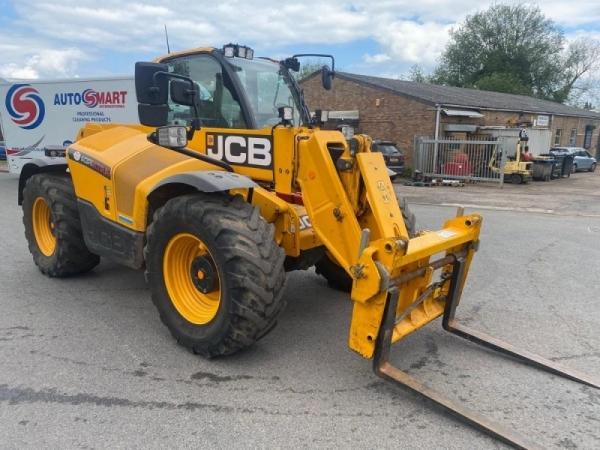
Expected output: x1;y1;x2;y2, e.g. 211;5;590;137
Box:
156;125;187;148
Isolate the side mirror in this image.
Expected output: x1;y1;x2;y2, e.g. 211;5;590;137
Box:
170;79;200;107
135;62;169;105
138;104;169;127
135;62;169;127
321;65;334;91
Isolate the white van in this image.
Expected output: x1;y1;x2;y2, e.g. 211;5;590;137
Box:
0;76;138;173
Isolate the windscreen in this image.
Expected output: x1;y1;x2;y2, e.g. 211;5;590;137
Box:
226;57;307;128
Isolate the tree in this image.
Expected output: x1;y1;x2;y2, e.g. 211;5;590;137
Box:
561;37;600;106
407;64;429;83
475;72;531;96
431;3;584;102
296;59;328;81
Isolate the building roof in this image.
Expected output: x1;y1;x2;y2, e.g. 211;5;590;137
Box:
324;72;600;120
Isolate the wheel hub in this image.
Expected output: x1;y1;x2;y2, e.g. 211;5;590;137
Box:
32;197;56;256
191;256;216;294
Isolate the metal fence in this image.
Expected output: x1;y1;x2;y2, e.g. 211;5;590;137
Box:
413;136;508;185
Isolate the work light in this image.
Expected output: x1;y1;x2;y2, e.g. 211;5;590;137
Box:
278;106;293;122
156;125;187;148
223;44;235;58
222;44;254;60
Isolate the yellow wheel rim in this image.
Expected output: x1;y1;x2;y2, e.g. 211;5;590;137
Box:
163;233;221;325
32;197;56;257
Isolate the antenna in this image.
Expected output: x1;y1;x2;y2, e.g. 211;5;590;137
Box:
164;24;171;54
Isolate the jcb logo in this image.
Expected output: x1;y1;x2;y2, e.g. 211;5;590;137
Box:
206;134;272;169
298;215;312;230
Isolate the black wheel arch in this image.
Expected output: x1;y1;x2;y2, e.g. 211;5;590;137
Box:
18;159;68;205
150;171;258;194
146;170;258;226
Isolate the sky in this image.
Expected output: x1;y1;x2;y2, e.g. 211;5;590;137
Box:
1;0;599;81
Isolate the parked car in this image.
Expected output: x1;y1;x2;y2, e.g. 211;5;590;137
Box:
549;147;596;173
386;168;398;182
371;140;405;177
0;141;6;161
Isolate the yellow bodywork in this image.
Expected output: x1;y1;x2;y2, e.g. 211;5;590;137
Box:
488;141;533;181
294;131;481;358
67;93;480;361
68;124;320;256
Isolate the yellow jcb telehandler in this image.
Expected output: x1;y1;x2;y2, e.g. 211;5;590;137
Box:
17;43;598;449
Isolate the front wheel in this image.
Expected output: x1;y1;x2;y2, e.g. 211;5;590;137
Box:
22;173;100;277
144;193;287;357
589;163;596;172
315;197;417;292
510;174;523;184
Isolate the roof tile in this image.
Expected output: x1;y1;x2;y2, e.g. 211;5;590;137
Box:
336;72;600;120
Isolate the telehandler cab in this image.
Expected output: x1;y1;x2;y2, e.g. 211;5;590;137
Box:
18;43;599;448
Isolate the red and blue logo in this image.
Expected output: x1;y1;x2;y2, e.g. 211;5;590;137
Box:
82;89;99;108
5;84;46;129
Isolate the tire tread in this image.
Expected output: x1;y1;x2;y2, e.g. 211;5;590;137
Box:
145;193;286;357
22;173;100;277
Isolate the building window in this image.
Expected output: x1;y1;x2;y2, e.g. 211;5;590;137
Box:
569;129;576;146
584;125;596;150
554;128;562;145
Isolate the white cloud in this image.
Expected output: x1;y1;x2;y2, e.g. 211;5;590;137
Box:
0;39;90;79
382;21;453;66
363;54;392;64
1;0;599;80
0;63;38;79
355;21;452;78
536;1;600;28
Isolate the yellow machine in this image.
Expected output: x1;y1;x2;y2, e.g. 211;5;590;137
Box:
488;129;533;184
18;44;598;448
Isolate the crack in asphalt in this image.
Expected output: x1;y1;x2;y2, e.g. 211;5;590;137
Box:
0;384;386;418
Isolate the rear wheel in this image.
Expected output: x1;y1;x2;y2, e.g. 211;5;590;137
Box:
22;173;100;277
571;164;577;173
144;193;287;357
510;174;523;184
315;197;416;292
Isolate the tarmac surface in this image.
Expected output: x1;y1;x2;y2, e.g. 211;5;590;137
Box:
394;171;600;217
0;166;598;449
3;159;599;213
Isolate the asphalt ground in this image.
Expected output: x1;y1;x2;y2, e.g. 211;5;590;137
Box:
394;170;600;217
0;169;599;449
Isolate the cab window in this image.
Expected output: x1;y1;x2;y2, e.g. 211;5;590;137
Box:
165;54;247;129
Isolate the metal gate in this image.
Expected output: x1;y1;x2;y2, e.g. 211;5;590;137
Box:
413;137;508;185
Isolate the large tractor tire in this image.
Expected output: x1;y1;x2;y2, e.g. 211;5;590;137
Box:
22;173;100;277
315;197;417;292
144;193;287;357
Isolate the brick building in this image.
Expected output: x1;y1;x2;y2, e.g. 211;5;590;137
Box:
300;72;600;168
